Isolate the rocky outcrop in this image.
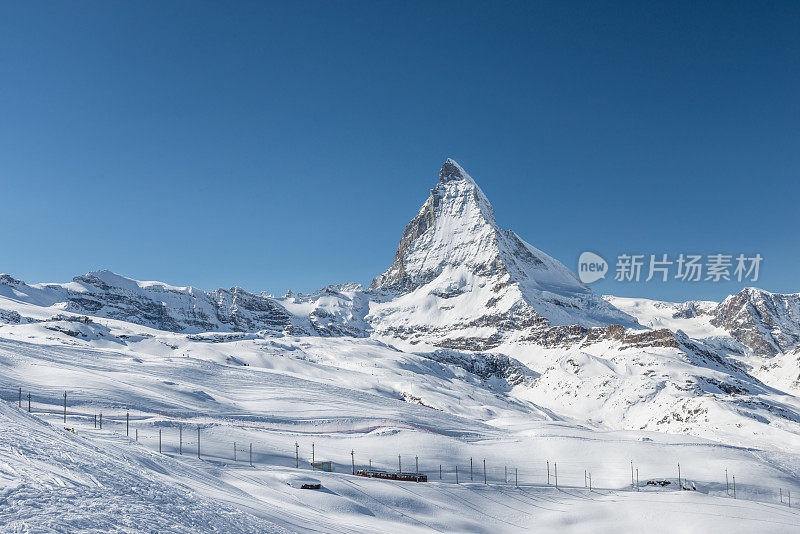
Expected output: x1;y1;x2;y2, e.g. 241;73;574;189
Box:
420;349;539;387
711;288;800;356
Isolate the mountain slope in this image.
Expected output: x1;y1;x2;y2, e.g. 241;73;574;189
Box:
0;399;287;532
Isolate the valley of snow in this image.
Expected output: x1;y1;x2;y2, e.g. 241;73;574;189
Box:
1;159;799;532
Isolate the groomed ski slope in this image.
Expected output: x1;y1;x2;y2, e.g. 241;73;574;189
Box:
1;335;799;533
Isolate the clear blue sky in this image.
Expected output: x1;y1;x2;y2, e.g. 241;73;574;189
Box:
1;1;798;301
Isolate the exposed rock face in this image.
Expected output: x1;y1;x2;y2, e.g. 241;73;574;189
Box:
420;349;539;387
711;288;800;356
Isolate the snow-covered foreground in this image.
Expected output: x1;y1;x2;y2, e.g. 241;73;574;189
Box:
1;334;799;533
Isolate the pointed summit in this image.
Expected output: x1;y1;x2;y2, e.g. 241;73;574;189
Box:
370;159;635;331
439;158;467;183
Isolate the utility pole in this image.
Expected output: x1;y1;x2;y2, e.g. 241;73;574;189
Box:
483;459;487;485
470;457;473;481
99;413;102;429
440;465;442;479
94;414;97;428
159;429;162;453
585;470;587;488
63;391;67;423
678;463;681;490
547;461;550;485
631;460;634;490
415;455;419;473
312;443;315;470
18;387;21;408
126;412;129;437
636;468;639;491
733;476;736;499
515;468;518;488
249;443;253;467
295;442;299;468
455;465;459;484
197;427;200;459
589;473;592;491
351;450;355;475
555;463;558;489
505;466;508;484
135;429;138;442
234;442;237;462
398;454;401;473
179;424;183;455
27;392;31;412
726;468;729;495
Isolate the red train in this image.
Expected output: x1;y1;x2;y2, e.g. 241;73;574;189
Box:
356;469;428;482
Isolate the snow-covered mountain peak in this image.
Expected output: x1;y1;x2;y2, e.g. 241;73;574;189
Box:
711;287;800;356
368;159;636;339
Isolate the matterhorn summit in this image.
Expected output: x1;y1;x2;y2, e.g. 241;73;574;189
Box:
367;159;637;350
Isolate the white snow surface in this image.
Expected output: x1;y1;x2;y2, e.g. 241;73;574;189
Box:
1;313;799;532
